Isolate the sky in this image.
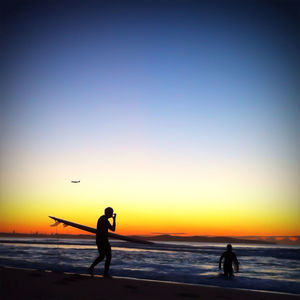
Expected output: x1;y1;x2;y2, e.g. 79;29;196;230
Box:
1;0;299;236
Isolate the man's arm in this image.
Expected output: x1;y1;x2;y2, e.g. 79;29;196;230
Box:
219;253;224;269
96;217;102;234
108;213;116;232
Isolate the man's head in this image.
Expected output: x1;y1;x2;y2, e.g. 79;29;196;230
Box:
227;244;232;251
104;207;114;218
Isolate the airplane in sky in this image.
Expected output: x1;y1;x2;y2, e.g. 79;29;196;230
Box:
71;180;80;183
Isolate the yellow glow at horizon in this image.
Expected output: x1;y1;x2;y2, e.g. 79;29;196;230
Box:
1;146;299;236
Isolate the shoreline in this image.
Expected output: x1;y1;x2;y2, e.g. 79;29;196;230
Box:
1;267;299;299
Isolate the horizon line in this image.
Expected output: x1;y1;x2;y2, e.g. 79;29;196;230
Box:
1;232;299;238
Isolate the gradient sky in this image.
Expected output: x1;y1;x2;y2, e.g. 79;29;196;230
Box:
1;0;299;236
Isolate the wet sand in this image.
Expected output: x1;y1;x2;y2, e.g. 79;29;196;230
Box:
1;267;299;299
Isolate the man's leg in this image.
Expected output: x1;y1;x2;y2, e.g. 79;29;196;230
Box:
224;264;230;278
88;244;105;275
103;244;112;276
90;253;105;269
224;265;233;279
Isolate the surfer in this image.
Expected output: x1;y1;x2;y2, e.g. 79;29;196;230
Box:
219;244;239;278
88;207;116;277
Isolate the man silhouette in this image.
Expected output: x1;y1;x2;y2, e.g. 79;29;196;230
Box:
219;244;239;278
88;207;116;277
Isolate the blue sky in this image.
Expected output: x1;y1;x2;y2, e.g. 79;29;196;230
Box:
1;0;299;234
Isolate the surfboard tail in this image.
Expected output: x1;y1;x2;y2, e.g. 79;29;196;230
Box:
49;216;96;234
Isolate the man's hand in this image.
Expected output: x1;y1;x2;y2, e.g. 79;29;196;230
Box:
110;213;116;231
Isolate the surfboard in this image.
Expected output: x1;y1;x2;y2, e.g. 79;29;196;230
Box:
233;260;239;273
49;216;153;245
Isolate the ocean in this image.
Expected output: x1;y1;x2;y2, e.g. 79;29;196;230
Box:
0;237;299;294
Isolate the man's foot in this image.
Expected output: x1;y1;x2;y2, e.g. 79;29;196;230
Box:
103;273;112;279
87;267;94;276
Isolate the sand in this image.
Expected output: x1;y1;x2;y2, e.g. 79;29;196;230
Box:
1;267;299;299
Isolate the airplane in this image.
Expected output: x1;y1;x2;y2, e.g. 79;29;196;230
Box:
71;180;80;183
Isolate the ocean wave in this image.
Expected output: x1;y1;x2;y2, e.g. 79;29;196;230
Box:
1;239;300;258
1;238;300;294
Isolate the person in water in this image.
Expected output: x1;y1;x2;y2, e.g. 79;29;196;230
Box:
219;244;239;278
88;207;116;277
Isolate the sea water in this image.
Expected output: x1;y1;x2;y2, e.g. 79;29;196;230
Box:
0;237;299;294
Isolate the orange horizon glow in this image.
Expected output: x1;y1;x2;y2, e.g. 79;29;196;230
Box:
1;212;299;237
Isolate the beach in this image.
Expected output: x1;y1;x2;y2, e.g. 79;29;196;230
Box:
1;267;299;300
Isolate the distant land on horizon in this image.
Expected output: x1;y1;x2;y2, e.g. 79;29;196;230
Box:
1;232;299;245
134;234;277;245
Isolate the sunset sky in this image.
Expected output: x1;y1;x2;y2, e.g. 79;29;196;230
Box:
1;0;299;236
